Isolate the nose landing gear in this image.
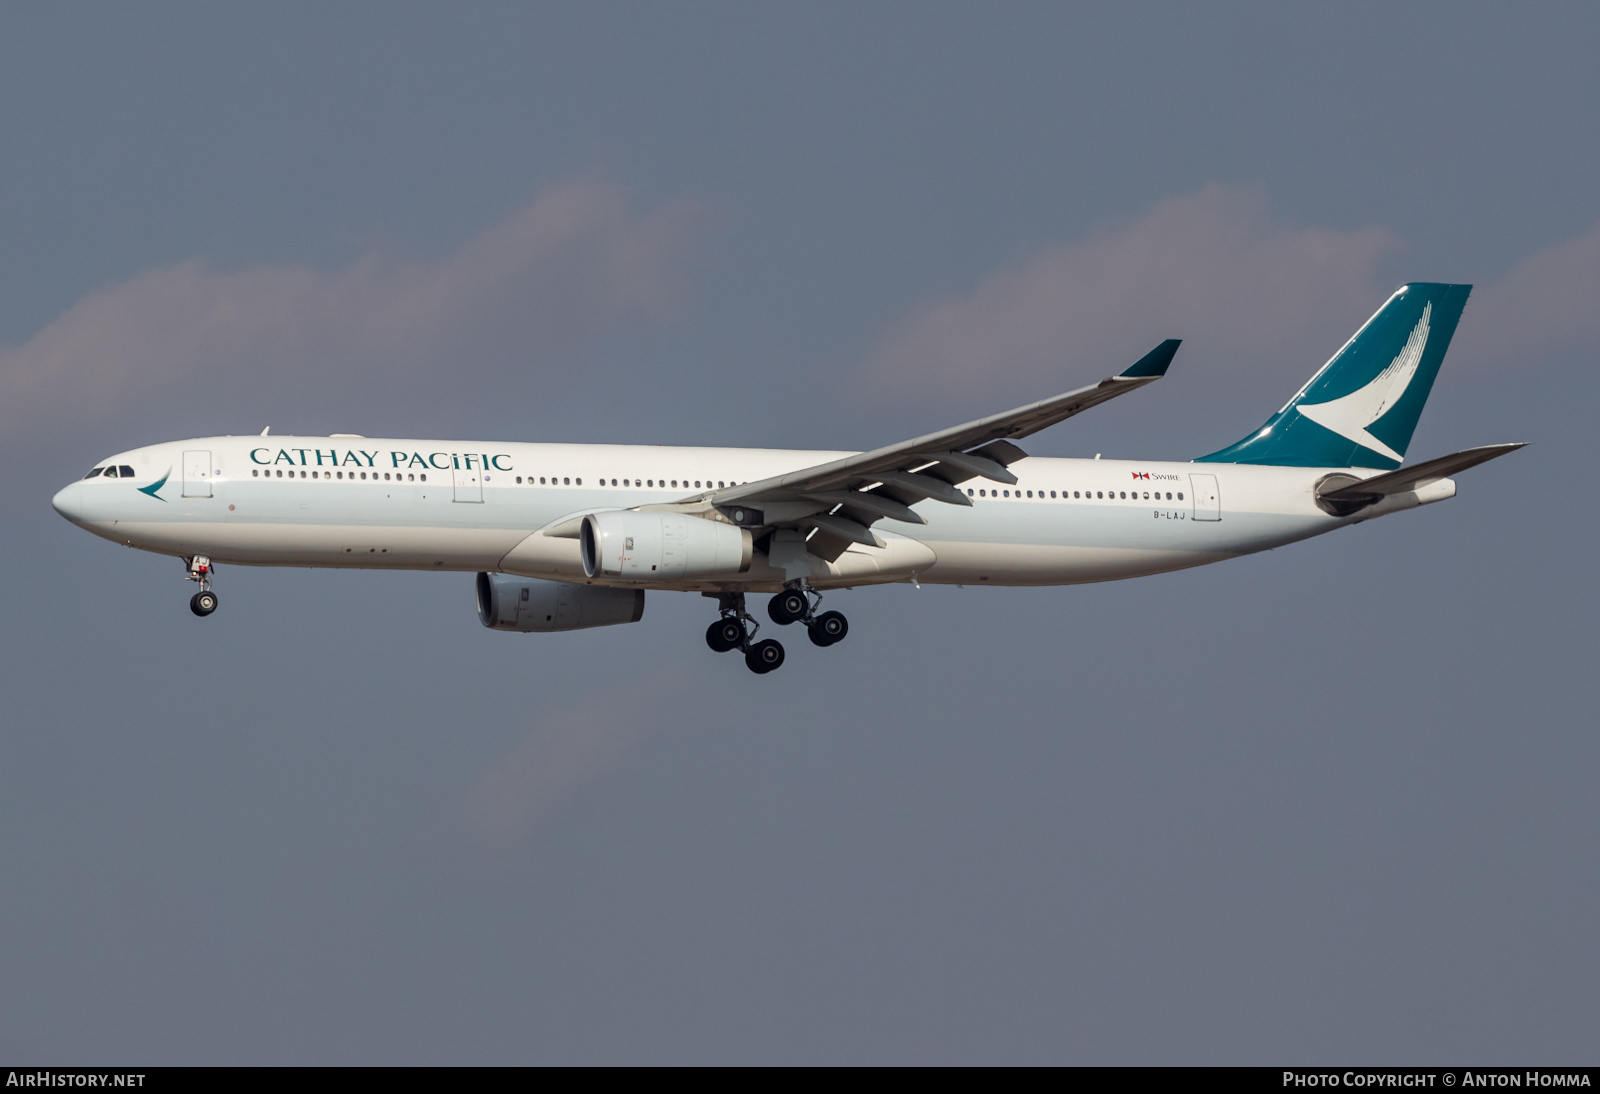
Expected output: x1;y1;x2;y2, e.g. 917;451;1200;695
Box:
185;556;219;617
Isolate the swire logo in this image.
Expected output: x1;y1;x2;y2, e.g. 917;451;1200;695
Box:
1131;472;1149;480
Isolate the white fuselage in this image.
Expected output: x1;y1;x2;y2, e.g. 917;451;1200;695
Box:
52;435;1440;591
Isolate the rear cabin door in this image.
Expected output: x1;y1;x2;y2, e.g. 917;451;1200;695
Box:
453;466;483;503
1189;473;1221;521
183;450;213;498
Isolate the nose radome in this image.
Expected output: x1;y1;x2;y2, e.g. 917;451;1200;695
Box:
52;484;85;524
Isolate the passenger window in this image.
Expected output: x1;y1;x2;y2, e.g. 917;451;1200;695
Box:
718;481;725;488
251;470;259;477
967;488;974;496
575;478;582;485
1096;491;1102;498
540;477;546;484
1177;492;1184;500
420;474;427;482
1026;490;1033;498
694;481;701;488
1050;491;1056;498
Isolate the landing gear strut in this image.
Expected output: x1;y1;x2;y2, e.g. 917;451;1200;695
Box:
766;585;848;648
186;555;219;617
703;592;786;674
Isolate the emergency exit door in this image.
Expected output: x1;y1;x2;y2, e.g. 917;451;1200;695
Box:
453;466;483;503
182;450;213;498
1189;473;1221;521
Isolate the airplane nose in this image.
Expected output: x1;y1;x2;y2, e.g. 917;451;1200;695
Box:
52;483;86;524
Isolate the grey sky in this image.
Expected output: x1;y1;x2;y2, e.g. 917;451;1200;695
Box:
1;3;1596;1063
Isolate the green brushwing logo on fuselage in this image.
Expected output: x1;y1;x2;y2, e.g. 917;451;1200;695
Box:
138;468;170;501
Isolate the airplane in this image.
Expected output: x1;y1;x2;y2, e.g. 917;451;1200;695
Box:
52;282;1522;675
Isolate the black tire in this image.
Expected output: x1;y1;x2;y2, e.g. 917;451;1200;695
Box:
706;618;744;653
811;610;847;645
744;638;785;674
767;589;808;626
190;591;218;617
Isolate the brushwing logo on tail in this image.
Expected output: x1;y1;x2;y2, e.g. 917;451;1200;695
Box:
1294;302;1431;463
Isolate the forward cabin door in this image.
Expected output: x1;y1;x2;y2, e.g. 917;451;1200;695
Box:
453;466;483;503
1189;473;1221;521
182;450;213;498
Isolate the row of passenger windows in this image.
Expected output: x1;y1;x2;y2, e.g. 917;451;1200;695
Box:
252;469;427;481
249;469;743;489
513;476;738;489
968;487;1184;501
84;465;137;479
242;468;1173;501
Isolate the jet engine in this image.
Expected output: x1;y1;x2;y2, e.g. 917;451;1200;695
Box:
580;510;752;581
476;572;644;633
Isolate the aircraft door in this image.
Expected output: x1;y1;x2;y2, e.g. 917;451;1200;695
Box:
183;450;213;498
1189;473;1221;521
453;466;483;503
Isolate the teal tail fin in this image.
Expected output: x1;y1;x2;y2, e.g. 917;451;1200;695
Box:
1197;283;1471;469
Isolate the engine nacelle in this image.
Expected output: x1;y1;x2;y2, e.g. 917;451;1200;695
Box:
476;572;645;633
580;510;752;580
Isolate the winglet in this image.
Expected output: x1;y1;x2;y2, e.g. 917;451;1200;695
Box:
1116;339;1181;379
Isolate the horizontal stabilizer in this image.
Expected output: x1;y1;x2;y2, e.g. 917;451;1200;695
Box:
1315;443;1525;515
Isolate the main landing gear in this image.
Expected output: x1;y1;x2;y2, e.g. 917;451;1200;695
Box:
702;586;850;675
704;592;785;674
185;555;219;617
767;585;848;649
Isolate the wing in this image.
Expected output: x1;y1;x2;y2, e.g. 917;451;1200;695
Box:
665;339;1180;561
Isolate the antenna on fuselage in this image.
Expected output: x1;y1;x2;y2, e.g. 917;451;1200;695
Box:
261;426;271;436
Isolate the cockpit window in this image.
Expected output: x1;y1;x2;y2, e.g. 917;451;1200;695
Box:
103;466;119;478
84;468;104;479
119;465;136;478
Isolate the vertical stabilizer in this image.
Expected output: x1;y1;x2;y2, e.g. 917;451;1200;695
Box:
1197;283;1471;468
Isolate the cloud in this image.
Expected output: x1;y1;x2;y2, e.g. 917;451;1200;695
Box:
0;180;694;441
465;674;676;841
1465;219;1600;368
860;186;1600;406
859;186;1395;402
